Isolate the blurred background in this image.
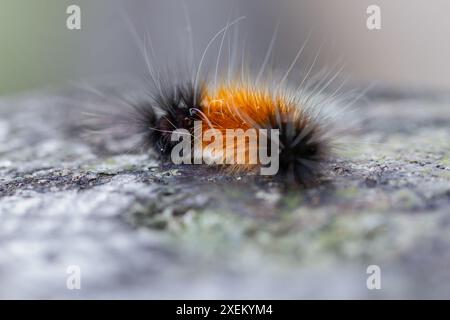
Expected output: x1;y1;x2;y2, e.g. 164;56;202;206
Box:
1;0;450;95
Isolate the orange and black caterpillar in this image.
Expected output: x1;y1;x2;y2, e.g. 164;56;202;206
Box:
124;76;334;185
86;19;348;186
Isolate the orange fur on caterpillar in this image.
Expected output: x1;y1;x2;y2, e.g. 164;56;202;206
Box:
197;83;331;180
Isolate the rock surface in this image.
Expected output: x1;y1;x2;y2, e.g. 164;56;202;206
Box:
0;84;449;298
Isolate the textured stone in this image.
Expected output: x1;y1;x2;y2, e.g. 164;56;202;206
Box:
0;85;449;298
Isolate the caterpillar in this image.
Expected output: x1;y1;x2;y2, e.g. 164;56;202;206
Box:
84;17;352;186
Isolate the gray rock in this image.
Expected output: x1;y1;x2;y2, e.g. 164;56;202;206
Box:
0;85;449;298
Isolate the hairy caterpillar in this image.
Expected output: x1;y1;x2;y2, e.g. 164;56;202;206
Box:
85;16;353;186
